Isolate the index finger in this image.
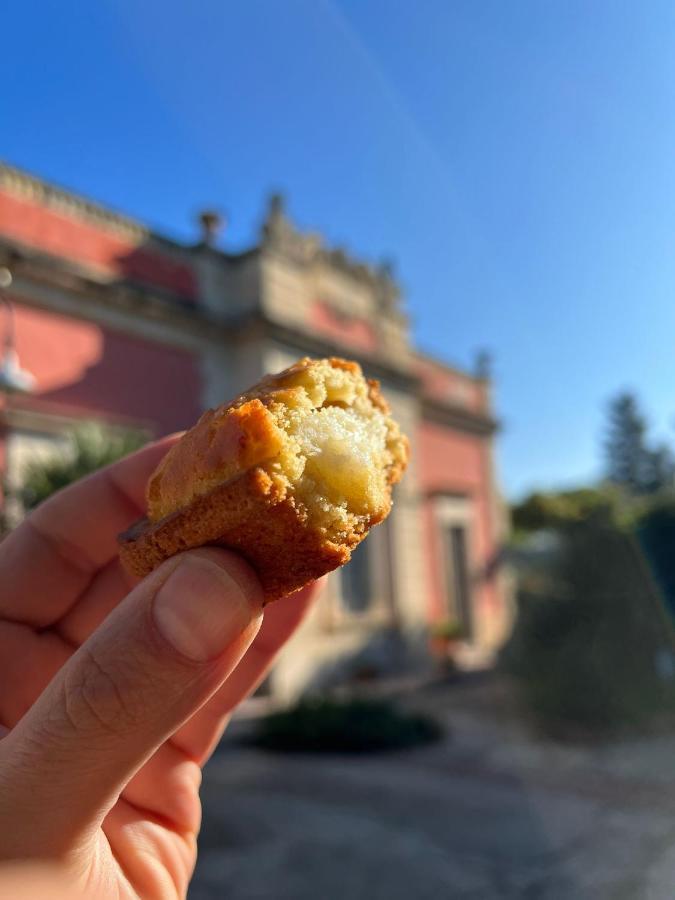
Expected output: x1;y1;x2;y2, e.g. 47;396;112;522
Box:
0;433;180;628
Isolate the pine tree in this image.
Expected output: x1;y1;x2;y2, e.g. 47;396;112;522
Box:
605;392;649;493
604;392;674;494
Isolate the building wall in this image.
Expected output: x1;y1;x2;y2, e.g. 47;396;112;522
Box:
417;418;506;650
310;301;377;353
260;249;412;363
192;248;261;319
8;301;202;435
381;386;429;631
416;355;487;415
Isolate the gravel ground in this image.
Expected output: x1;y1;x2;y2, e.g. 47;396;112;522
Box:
189;678;675;899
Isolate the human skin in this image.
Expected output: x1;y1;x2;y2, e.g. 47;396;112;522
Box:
0;435;321;898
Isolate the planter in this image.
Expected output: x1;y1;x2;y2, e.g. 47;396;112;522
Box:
429;635;461;660
429;619;464;660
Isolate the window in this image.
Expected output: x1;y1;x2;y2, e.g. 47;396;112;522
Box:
340;538;372;614
443;524;473;639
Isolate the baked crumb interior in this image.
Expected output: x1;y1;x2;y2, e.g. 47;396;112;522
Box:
146;359;408;543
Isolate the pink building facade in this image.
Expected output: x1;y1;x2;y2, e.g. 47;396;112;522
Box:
0;163;509;696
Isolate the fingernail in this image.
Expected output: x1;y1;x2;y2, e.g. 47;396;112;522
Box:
153;556;254;661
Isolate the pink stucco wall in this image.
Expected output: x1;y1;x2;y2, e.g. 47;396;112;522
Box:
417;419;499;622
415;355;487;415
0;419;6;506
0;188;197;300
9;301;202;436
310;300;377;352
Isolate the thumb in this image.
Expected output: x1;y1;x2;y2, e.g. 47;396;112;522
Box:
0;548;263;856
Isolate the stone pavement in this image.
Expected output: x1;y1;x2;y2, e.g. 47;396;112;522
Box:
189;680;675;899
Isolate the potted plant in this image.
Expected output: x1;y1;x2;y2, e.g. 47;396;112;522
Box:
429;618;464;659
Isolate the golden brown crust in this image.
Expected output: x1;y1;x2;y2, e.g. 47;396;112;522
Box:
119;466;368;603
146;398;283;522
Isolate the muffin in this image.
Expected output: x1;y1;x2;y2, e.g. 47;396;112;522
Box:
118;357;409;603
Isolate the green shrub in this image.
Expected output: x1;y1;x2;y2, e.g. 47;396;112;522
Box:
511;486;629;538
250;697;443;753
503;518;675;737
18;423;147;512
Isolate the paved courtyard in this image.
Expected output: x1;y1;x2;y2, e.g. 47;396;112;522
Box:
190;679;675;899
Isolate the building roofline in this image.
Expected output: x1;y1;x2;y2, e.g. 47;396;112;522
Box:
0;160;200;254
0;162;290;267
0;165;263;270
0;162;407;288
4;242;498;436
414;347;488;384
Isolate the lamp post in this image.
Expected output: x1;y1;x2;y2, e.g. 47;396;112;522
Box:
0;267;36;533
0;267;36;393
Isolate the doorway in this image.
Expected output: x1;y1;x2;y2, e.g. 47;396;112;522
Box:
443;523;474;639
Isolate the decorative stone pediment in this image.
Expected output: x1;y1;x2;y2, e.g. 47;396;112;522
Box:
260;192;401;315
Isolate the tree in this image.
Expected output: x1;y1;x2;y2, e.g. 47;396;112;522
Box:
643;443;675;494
604;392;673;495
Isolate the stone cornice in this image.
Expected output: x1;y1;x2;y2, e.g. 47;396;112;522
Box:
1;402;154;435
420;395;499;436
0;235;196;313
0;238;212;348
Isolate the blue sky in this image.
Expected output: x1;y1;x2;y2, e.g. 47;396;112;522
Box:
3;0;675;498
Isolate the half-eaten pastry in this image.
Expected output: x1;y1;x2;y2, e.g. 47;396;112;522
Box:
118;357;409;603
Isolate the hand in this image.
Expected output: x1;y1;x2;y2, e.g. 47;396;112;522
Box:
0;436;320;898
